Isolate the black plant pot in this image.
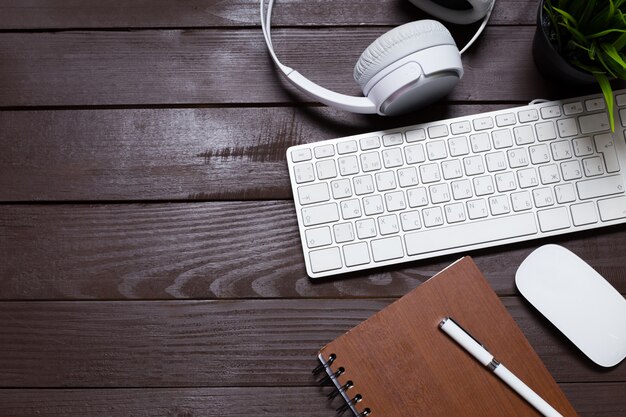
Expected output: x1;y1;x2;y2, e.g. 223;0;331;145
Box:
532;1;597;85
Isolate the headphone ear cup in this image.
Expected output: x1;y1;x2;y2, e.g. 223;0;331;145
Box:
354;20;463;116
353;20;455;91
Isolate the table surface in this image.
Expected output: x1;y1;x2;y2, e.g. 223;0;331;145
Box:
1;1;625;416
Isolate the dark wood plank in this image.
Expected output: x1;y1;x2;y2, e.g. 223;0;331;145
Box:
0;383;624;417
2;203;626;300
0;299;624;388
0;105;514;202
0;27;595;108
0;0;537;29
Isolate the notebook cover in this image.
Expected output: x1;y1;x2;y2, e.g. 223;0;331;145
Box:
318;257;578;417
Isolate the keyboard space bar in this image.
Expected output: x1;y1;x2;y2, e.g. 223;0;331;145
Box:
404;213;538;256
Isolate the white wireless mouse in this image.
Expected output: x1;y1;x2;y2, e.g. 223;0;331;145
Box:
516;244;626;367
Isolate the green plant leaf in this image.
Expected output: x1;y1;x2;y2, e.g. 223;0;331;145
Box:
614;32;626;50
602;43;626;68
552;6;578;26
595;73;616;132
589;28;626;39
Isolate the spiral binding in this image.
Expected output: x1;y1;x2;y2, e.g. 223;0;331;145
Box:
313;353;371;417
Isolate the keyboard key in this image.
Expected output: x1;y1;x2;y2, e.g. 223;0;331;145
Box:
316;159;337;179
540;105;561;119
598;196;626;221
405;143;426;164
337;140;358;154
557;118;578;137
407;187;429;207
473;116;494;131
517;167;539;188
378;214;400;235
342;242;370;267
429;183;451;204
473;176;495;196
511;191;533;211
442;159;463;179
309;247;342;273
360;152;382;172
382;147;404;168
463;155;485;175
451;179;473;200
571;202;598;226
470;133;491;152
518;109;539;123
360;136;381;150
563;101;583;115
397;167;419;187
550;140;573;160
617;94;626;107
554;183;576;203
577;175;625;200
419;163;441;183
294;163;315;183
428;124;448;138
594;133;620;172
404;213;538;255
375;171;397;191
533;187;555;207
314;144;335;158
513;125;535;145
495;113;516;127
291;148;312;162
572;137;594;156
400;210;422;231
445;202;466;223
536;121;557;141
489;195;511;215
363;195;384;215
331;178;352;199
495;172;516;192
467;199;488;219
507;148;529;168
405;128;426;142
451;120;471;134
585;98;606;111
529;144;550;164
385;191;407;212
353;175;375;195
426;140;448;160
356;218;377;239
340;198;362;220
302;203;339;226
537;207;570;232
305;226;332;248
370;236;404;262
448;136;470;156
492;129;514;149
539;164;560;184
423;207;444;227
338;155;360;176
383;133;403;146
333;222;355;243
582;156;604;177
579;112;610;134
298;183;330;205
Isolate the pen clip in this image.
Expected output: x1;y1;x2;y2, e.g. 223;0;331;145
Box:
439;317;488;351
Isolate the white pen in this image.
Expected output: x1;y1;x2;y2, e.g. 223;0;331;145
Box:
439;317;563;417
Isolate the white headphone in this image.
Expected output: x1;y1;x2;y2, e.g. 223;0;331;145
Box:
260;0;495;116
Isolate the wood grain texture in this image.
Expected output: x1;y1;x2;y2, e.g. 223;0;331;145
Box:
2;203;626;300
0;105;513;202
0;298;624;388
0;0;537;29
0;27;598;108
0;384;624;417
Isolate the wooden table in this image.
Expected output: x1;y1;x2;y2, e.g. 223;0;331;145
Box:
1;1;624;415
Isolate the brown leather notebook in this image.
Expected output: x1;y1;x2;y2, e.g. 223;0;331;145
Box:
316;257;578;417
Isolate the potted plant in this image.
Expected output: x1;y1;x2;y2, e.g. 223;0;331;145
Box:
533;0;626;131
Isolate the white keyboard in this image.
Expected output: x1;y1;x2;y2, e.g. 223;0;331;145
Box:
287;90;626;278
